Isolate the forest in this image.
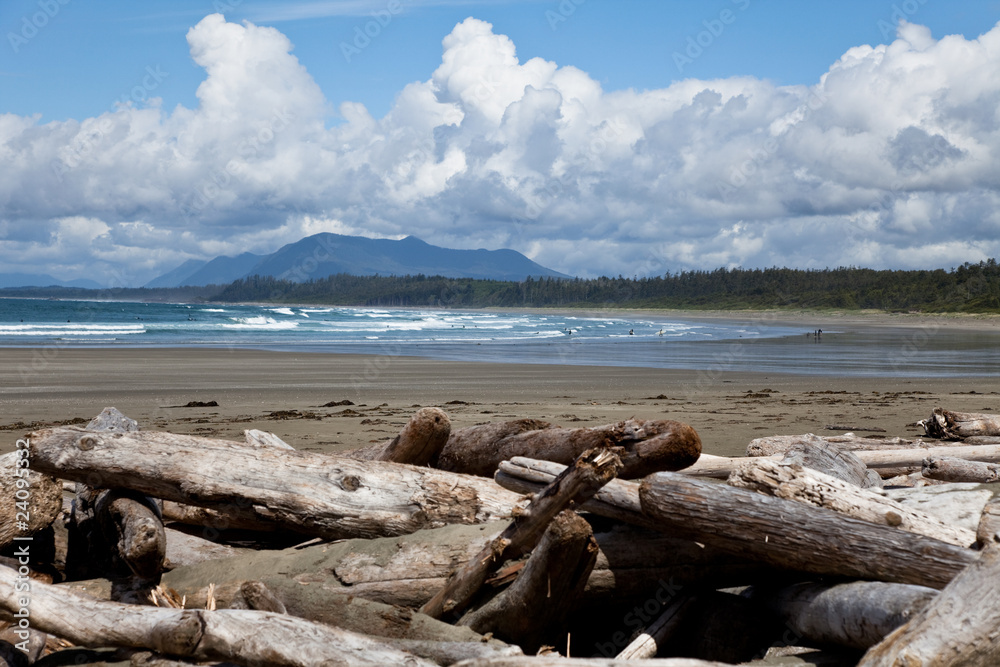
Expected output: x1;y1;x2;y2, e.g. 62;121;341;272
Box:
212;260;1000;312
3;261;997;312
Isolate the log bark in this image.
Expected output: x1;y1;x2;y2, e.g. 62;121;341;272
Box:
747;433;931;457
780;442;882;488
29;426;525;540
434;419;701;479
344;408;451;465
728;458;976;546
638;472;978;589
419;449;621;619
0;565;438;667
858;541;1000;666
0;451;62;551
751;581;937;650
885;484;1000;534
976;494;1000;549
922;456;1000;483
920;407;1000;440
460;511;598;653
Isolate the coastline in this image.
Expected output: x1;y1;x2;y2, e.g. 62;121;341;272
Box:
4;347;998;460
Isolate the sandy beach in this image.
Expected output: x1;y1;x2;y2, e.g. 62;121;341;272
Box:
3;343;998;459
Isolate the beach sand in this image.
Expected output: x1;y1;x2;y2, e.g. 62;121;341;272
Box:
3;345;998;458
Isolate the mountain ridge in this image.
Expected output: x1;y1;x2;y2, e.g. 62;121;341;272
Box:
145;233;570;287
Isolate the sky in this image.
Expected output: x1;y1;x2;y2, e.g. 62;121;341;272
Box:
1;0;999;286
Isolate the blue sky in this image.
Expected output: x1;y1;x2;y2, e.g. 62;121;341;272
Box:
1;0;999;285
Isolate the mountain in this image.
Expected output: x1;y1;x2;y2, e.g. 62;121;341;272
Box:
146;234;570;287
0;273;103;289
143;259;207;288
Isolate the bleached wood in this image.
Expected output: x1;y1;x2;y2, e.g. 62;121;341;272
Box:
639;472;977;589
920;407;1000;440
858;541;1000;666
29;426;525;540
0;565;437;667
615;595;694;660
0;451;62;550
449;658;731;666
728;458;976;546
344;407;451;465
923;456;1000;483
747;433;929;457
243;429;294;449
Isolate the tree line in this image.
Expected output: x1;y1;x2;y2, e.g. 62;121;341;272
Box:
212;260;1000;312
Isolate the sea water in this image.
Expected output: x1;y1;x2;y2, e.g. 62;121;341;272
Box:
0;297;998;377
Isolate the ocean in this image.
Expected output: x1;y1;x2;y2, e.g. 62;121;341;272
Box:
1;297;998;377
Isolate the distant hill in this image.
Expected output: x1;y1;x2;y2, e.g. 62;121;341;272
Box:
146;233;570;287
0;272;103;289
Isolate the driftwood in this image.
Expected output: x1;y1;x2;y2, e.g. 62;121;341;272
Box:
460;511;598;653
747;433;934;457
434;418;701;479
687;444;1000;479
450;659;732;666
638;472;977;589
923;456;1000;483
420;449;621;619
962;435;1000;445
780;442;882;488
752;581;937;649
29;426;525;540
0;451;62;551
615;595;695;660
858;540;1000;666
921;407;1000;440
977;495;1000;548
243;429;294;449
0;564;441;667
344;407;452;465
884;483;1000;534
728;458;976;546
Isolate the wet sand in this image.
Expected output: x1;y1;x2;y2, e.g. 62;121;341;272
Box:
2;347;998;458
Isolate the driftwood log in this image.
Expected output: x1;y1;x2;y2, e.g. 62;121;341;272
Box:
687;444;1000;479
0;564;440;667
977;495;1000;549
0;451;61;551
343;407;452;465
615;595;695;660
747;433;932;457
459;510;598;653
450;659;732;666
728;458;976;546
921;407;1000;440
858;540;1000;665
243;429;294;449
751;581;937;649
433;418;701;479
780;442;882;488
923;456;1000;483
420;449;621;619
638;472;977;589
29;426;525;540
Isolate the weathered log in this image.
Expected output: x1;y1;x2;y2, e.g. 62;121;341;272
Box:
728;458;976;546
0;564;438;667
858;540;1000;665
976;494;1000;549
0;451;62;551
71;408;167;583
161;527;244;569
243;429;294;449
751;581;937;650
747;433;931;457
686;444;1000;479
344;407;451;465
29;426;525;540
460;510;597;653
615;595;694;660
420;449;621;619
434;418;701;479
780;442;882;488
93;490;166;581
920;407;1000;440
923;456;1000;483
638;472;977;589
962;435;1000;445
885;483;1000;534
160;500;285;535
0;625;46;666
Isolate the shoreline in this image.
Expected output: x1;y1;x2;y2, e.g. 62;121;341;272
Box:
4;347;998;461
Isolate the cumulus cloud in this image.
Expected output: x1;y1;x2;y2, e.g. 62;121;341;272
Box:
2;15;1000;285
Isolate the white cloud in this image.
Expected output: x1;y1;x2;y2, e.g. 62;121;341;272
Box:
2;15;1000;285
